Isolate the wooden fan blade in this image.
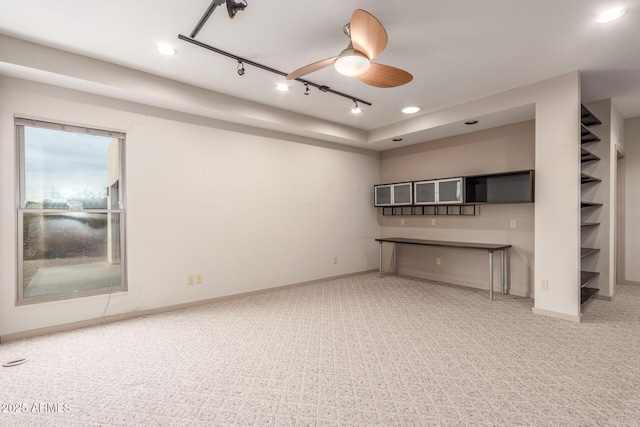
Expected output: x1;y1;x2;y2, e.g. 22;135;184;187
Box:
286;57;338;80
350;9;388;60
356;63;413;88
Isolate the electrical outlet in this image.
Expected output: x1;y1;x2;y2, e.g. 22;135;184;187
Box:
431;218;436;226
510;219;517;228
333;256;338;264
195;274;203;284
540;280;548;290
187;275;194;286
400;218;405;226
436;257;441;265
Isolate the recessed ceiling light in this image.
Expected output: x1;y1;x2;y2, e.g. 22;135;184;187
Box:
275;83;290;92
156;43;177;56
402;106;421;114
597;7;627;23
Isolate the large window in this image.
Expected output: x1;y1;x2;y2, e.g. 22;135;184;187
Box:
16;118;126;304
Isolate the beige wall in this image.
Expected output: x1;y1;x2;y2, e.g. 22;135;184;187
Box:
624;116;640;283
0;76;380;337
378;121;535;297
0;65;596;328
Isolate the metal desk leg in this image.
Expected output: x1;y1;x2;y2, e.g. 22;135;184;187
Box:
393;242;398;275
379;241;383;278
500;249;506;295
488;250;494;301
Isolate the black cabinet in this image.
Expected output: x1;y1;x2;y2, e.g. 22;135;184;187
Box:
464;170;534;204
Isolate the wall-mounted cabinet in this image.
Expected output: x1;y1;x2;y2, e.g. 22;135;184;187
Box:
464;170;534;204
414;177;463;205
374;182;413;206
375;170;534;215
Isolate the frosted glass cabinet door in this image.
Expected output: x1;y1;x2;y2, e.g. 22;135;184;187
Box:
414;181;437;204
393;183;413;205
437;178;463;204
374;185;392;206
374;183;413;206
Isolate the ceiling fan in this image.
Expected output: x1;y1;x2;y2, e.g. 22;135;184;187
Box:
286;9;413;88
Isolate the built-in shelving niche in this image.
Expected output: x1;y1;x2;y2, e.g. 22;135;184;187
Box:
581;271;600;305
580;104;602;311
581;173;602;184
581;148;600;164
581;125;600;144
581;248;600;259
581;201;603;209
581;222;600;228
581;105;602;126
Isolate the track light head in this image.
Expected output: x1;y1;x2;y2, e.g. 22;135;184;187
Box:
237;60;245;76
226;0;247;19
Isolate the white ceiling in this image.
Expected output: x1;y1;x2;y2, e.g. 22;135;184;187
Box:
1;0;639;151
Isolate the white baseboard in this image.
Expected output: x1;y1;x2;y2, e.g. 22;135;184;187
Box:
508;289;534;299
532;307;581;322
391;272;533;299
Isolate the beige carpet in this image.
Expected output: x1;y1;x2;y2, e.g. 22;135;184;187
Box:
1;273;639;426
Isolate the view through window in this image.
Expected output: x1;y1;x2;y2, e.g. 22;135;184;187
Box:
16;119;126;304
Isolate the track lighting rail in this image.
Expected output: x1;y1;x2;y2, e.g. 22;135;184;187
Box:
177;35;372;106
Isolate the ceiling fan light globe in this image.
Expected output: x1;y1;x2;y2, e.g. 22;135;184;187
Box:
335;49;370;76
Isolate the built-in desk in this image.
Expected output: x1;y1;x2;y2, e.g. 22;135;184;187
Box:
375;237;511;300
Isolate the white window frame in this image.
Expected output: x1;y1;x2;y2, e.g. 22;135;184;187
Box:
15;118;127;305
